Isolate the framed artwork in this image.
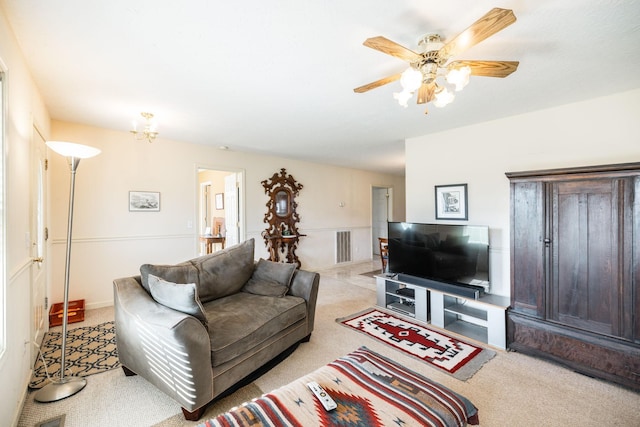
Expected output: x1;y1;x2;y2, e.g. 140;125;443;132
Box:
215;193;224;210
435;184;468;220
129;191;160;212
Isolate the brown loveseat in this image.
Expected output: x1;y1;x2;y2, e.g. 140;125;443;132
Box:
113;238;319;420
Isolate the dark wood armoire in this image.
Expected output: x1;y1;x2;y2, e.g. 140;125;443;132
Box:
506;163;640;391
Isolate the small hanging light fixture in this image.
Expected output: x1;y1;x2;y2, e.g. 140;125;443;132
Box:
130;112;159;143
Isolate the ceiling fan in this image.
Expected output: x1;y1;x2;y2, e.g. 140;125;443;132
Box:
354;8;519;113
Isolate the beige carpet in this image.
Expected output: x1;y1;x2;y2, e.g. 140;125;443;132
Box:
151;383;263;427
18;261;640;427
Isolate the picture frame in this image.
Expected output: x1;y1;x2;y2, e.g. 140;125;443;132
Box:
435;184;468;220
215;193;224;210
129;191;160;212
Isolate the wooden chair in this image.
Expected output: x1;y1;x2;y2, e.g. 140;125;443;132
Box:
378;237;389;273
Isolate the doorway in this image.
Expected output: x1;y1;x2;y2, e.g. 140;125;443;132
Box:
197;167;244;254
371;186;392;258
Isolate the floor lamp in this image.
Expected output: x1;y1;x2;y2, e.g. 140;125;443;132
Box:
34;141;101;403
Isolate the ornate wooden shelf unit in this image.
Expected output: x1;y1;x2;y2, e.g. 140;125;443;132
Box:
261;168;305;267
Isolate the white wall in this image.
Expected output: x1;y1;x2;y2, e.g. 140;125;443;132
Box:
0;5;51;425
405;89;640;297
48;121;406;309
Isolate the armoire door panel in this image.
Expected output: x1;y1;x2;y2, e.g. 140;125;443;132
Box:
631;176;640;343
551;179;619;336
510;181;545;317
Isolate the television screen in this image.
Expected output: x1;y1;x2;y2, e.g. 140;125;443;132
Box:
387;222;490;292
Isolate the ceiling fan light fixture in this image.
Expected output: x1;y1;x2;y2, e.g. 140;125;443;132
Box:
353;8;518;113
433;86;454;108
399;67;423;93
446;66;471;91
419;62;439;84
417;34;443;54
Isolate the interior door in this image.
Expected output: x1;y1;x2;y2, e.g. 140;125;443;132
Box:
224;173;239;246
200;182;212;232
30;126;48;363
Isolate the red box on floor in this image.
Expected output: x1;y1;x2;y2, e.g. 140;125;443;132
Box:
49;299;85;327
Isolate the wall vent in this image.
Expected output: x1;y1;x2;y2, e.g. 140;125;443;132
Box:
336;230;352;263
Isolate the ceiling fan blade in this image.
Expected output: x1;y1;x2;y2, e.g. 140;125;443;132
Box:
416;82;436;104
439;8;516;59
448;60;519;77
353;73;402;93
363;36;422;62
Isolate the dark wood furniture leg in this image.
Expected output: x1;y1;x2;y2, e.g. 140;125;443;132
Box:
182;406;206;421
121;365;137;377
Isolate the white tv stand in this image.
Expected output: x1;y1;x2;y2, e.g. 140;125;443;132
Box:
376;275;509;349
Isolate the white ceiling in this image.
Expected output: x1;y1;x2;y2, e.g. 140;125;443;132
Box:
2;0;639;175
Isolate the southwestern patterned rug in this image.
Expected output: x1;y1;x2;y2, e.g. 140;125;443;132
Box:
199;346;479;427
29;321;120;389
337;308;495;381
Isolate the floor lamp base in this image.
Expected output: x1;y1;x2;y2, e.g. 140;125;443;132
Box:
34;376;87;403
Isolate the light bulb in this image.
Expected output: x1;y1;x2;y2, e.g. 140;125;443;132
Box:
393;90;413;108
446;66;471;91
433;87;455;108
400;67;423;92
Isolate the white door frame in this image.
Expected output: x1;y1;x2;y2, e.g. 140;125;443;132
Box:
30;125;48;364
196;165;245;253
371;185;393;256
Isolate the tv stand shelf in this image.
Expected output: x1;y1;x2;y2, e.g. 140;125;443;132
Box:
445;302;487;322
376;275;509;349
376;276;428;322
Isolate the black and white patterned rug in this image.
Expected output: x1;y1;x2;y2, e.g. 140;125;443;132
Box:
29;321;120;389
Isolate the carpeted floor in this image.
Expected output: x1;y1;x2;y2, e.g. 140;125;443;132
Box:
17;261;640;427
151;383;263;427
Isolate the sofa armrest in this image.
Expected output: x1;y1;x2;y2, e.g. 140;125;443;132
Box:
288;269;320;336
113;276;214;411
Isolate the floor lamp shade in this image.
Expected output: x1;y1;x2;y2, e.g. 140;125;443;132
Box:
34;141;100;403
46;140;101;158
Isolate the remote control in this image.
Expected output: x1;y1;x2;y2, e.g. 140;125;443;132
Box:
307;381;337;411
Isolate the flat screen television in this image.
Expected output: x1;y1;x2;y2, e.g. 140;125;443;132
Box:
387;222;490;294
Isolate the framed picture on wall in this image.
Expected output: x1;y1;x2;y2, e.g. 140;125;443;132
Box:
215;193;224;210
435;184;468;220
129;191;160;212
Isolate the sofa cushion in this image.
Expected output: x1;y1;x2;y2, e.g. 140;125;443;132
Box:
147;274;208;329
190;238;255;303
140;262;196;294
140;238;256;303
203;292;307;367
242;258;296;297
